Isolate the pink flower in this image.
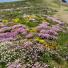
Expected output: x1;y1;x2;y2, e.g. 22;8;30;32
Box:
0;27;11;33
39;23;49;29
12;24;26;29
7;59;21;68
23;41;33;47
38;33;51;39
40;29;47;34
46;16;64;24
46;30;58;36
25;33;33;38
15;27;26;33
51;25;62;32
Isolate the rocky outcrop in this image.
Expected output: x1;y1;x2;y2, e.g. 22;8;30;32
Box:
62;0;67;2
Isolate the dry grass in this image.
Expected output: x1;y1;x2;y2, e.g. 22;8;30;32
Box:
53;5;68;23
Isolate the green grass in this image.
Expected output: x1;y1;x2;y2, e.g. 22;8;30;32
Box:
57;32;68;46
0;62;6;68
64;9;68;11
40;32;68;68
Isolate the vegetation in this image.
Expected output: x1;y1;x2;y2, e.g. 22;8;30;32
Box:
0;0;68;68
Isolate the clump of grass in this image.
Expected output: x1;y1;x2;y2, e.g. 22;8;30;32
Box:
57;32;68;46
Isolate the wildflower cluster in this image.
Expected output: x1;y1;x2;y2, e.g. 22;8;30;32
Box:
0;15;68;68
36;22;64;40
0;24;28;41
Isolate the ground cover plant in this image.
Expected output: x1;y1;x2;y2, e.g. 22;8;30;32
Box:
0;0;68;68
0;14;68;68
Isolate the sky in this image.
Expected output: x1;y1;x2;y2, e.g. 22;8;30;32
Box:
0;0;17;2
66;0;68;2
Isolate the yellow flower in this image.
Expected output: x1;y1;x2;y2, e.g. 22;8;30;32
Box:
35;37;57;50
13;18;20;23
45;44;48;47
39;39;45;44
45;42;57;50
42;20;47;22
2;19;8;23
26;15;36;20
35;37;47;44
29;28;36;32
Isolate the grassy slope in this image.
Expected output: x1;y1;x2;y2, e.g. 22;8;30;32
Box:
43;0;68;23
0;0;60;9
54;5;68;23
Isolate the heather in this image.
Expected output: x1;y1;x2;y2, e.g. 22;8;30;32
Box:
0;14;67;68
0;0;68;68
